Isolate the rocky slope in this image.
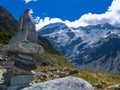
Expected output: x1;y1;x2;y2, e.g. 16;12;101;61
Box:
37;22;120;73
0;5;18;44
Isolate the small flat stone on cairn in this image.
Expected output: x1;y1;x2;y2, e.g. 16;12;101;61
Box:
10;75;34;85
1;8;44;90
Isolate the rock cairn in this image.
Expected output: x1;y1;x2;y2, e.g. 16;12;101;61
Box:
1;8;44;90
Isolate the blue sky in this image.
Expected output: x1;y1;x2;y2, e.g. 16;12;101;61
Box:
0;0;112;20
0;0;120;30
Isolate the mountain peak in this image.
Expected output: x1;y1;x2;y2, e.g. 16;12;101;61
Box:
41;22;68;30
38;22;71;35
78;23;120;31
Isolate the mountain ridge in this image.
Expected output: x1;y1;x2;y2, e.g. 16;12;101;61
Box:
38;22;120;73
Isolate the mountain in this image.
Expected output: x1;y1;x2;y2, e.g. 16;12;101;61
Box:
0;5;18;44
37;22;120;73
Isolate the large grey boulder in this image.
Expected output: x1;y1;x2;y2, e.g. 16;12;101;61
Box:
7;84;30;90
21;77;94;90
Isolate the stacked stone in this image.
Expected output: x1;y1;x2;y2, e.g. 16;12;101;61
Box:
1;8;44;90
3;51;37;86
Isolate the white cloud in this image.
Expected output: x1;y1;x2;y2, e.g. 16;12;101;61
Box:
35;0;120;30
23;0;37;4
29;9;34;14
34;16;41;23
36;17;65;30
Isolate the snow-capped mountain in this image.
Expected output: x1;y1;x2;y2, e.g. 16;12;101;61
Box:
37;22;120;73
